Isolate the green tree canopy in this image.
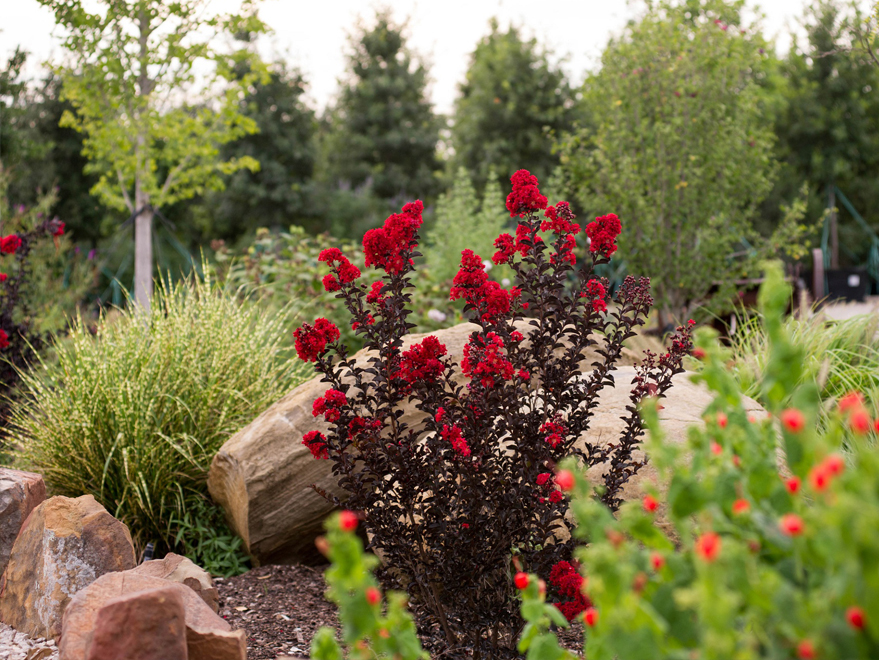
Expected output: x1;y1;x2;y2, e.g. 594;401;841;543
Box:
451;20;573;192
199;60;319;240
773;0;879;269
322;10;441;204
40;0;268;308
561;0;784;324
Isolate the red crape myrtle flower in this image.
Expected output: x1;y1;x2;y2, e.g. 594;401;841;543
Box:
319;247;361;292
441;424;470;456
582;279;608;314
462;332;515;388
451;250;520;322
313;389;347;423
397;336;448;384
695;532;721;562
0;235;21;255
294;318;340;362
540;419;567;449
362;200;423;274
0;329;8;350
584;213;621;258
302;430;329;459
549;560;591;621
542;202;581;235
505;170;548;217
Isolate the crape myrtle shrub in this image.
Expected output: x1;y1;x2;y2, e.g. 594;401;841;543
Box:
0;203;65;429
294;170;694;657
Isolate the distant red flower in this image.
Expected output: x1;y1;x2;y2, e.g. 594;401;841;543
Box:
0;273;6;282
850;408;871;434
0;329;8;349
536;473;552;487
732;499;750;515
796;640;816;660
838;391;864;413
548;560;591;621
540;419;567;449
322;274;341;292
0;235;21;255
695;532;721;562
50;220;65;237
784;476;802;494
692;347;706;360
779;513;805;536
583;607;599;627
549;490;563;503
717;412;728;429
650;552;665;571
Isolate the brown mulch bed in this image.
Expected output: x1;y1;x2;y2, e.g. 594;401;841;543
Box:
216;563;584;659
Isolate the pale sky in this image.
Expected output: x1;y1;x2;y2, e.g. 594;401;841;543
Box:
0;0;854;115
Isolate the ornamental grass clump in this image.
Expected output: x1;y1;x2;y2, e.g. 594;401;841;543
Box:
7;273;309;556
295;169;693;657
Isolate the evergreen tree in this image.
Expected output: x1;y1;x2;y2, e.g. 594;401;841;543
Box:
451;20;573;192
323;10;441;204
200;61;319;240
773;0;879;268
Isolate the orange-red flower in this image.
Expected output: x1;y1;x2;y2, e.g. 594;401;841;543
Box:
847;606;866;630
779;513;805;536
583;607;599;627
514;572;529;590
339;510;358;532
695;532;721;562
650;552;665;571
642;494;659;513
784;476;802;495
732;499;750;515
781;408;806;433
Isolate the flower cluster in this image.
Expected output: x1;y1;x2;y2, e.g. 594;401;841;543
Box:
450;250;520;322
293;318;341;362
0;235;21;255
585;213;622;258
362;200;423;274
535;472;564;504
461;332;515;388
319;248;361;292
540;418;567;449
581;279;608;314
313;389;347;423
505;169;548;217
548;561;591;621
441;424;470;456
396;336;448;385
542;202;581;235
302;430;329;459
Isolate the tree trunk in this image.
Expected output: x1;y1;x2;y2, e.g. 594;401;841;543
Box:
134;187;153;311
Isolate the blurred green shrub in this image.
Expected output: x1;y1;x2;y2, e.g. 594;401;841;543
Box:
7;271;309;556
728;308;879;424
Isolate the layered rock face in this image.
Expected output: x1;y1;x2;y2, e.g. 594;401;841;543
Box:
0;495;137;640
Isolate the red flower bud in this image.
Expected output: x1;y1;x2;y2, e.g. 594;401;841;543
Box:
339;510;358;532
555;469;575;491
642;494;659;513
717;412;728;428
650;552;665;571
365;586;381;606
780;408;805;433
692;347;706;360
514;572;529;590
850;408;871;435
839;391;864;413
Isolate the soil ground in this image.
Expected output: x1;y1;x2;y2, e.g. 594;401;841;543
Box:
216;563;585;659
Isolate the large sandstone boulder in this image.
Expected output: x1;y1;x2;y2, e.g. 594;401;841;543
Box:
60;572;245;660
0;468;46;577
131;552;218;613
208;321;665;565
83;586;187;660
0;495;136;640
